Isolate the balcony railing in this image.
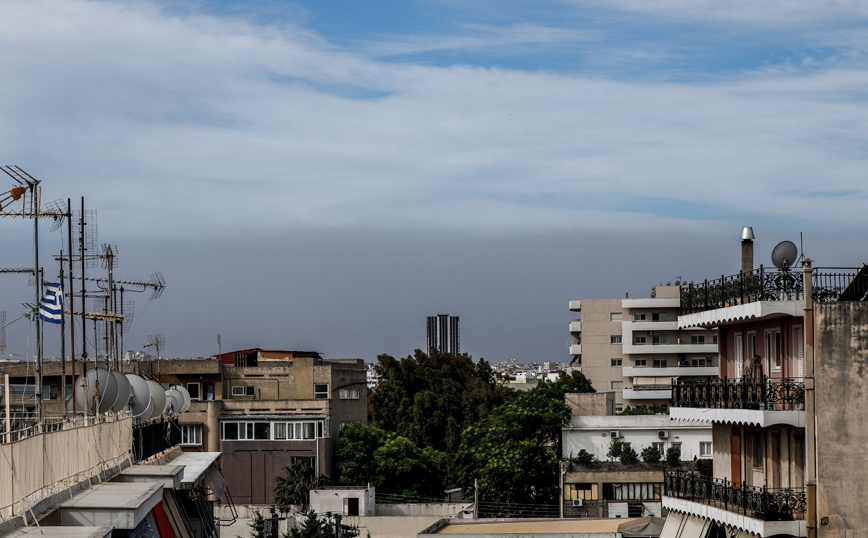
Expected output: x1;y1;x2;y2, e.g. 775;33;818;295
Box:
671;377;804;411
665;470;806;521
680;266;858;314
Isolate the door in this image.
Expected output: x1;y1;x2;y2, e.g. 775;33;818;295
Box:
731;429;741;487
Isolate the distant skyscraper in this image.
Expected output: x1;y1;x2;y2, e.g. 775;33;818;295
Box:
427;313;460;355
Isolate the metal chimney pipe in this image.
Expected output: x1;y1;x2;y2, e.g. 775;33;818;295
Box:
741;226;755;274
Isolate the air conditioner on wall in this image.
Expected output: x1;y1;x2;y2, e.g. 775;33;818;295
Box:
610;430;620;438
573;499;583;507
658;430;669;439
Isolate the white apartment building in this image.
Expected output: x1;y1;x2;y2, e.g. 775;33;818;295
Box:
568;285;719;410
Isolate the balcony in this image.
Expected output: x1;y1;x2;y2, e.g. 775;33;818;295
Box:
623;366;719;378
569;321;582;333
625;320;679;332
621;341;717;355
670;377;805;427
569;344;582;355
664;470;805;537
623;385;671;400
680;266;859;315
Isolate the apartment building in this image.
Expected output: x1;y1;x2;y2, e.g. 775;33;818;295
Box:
569;287;718;411
661;229;868;538
137;350;368;505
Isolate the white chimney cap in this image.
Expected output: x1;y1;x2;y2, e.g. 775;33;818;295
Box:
741;227;755;241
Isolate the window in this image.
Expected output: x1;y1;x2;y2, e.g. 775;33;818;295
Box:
653;359;667;368
713;334;719;345
634;335;647;345
766;330;782;369
652;442;665;453
223;423;239;440
205;382;215;401
232;386;255;396
567;483;598;501
700;441;712;457
340;421;360;432
611;335;622;344
652;335;667;345
610;312;622;321
691;335;705;345
274;423;287;440
42;385;58;400
652;312;667;322
611;359;622;367
691;358;707;367
634;359;647;367
634;313;646;321
254;423;271;440
339;388;360;399
611;381;623;390
303;423;316;439
314;383;330;399
615;404;624;413
187;382;200;401
181;424;203;446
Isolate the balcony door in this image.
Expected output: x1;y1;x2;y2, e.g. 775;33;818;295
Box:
731;428;741;487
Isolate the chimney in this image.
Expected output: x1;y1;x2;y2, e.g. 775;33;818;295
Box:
741;227;755;274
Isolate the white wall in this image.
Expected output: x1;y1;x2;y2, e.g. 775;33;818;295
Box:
563;415;712;461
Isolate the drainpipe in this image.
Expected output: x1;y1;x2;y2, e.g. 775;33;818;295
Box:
802;259;817;538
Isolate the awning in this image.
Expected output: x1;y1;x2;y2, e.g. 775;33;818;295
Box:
166;451;222;490
660;513;712;538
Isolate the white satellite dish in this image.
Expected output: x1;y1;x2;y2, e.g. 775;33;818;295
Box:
125;374;152;418
165;387;182;417
110;370;131;413
73;368;116;414
145;380;167;420
176;386;191;413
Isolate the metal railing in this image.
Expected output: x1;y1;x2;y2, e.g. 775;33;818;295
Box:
671;377;804;411
680;266;858;314
665;470;806;521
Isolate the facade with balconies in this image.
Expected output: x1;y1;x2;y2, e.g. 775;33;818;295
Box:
660;228;868;538
568;287;718;411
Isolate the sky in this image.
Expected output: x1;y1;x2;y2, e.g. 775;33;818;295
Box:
2;0;868;365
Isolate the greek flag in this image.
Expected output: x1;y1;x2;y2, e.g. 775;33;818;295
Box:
40;281;63;324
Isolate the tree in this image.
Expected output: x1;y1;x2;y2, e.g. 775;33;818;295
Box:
335;423;447;498
619;404;669;415
607;438;623;461
453;372;595;514
243;510;266;538
619;445;639;464
641;446;662;464
369;350;514;455
284;510;335;538
274;460;332;511
666;445;682;466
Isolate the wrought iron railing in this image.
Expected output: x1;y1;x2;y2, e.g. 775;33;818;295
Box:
671;377;804;411
680;266;858;314
665;470;806;521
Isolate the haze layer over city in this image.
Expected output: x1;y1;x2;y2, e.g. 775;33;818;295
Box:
2;0;867;364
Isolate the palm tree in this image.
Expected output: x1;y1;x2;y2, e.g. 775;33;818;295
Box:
274;460;331;511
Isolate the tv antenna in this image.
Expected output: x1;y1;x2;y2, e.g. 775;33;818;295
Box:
145;334;166;359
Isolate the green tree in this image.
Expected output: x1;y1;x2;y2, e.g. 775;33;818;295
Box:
335;423;447;498
619;445;639;464
369;350;514;454
666;445;682;466
607;438;623;461
243;510;266;538
274;461;332;510
619;405;669;415
641;446;662;463
453;372;594;514
284;510;335;538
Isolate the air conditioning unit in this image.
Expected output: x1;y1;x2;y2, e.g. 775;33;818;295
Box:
572;499;584;507
658;430;669;439
610;430;621;438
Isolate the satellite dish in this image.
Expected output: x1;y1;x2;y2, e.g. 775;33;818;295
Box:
110;371;131;413
165;387;183;417
175;386;191;413
74;368;116;414
771;241;799;269
125;374;152;417
145;380;167;420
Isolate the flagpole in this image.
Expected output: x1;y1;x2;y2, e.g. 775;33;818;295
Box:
34;185;43;427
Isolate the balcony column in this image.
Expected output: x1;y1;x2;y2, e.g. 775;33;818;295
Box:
802;258;816;538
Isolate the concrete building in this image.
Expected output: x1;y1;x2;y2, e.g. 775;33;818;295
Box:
427;314;460;355
568;287;719;411
662;228;868;538
562;393;710;519
137;350;368;506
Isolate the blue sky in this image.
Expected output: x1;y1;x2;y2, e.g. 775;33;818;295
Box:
1;0;868;365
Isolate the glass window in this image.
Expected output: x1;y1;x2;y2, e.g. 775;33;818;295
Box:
712;334;719;345
181;424;202;446
634;335;646;345
691;358;707;367
274;423;287;440
652;312;667;322
634;359;647;367
339;388;360;399
634;313;646;321
314;383;329;399
42;385;58;400
700;441;712;457
317;421;324;438
611;335;622;344
611;358;622;367
303;423;316;439
232;386;254;396
610;312;622;321
223;423;239;440
611;381;623;390
653;359;667;368
187;382;200;401
691;335;705;345
254;423;271;440
245;423;254;440
652;335;667;345
652;442;665;453
295;423;303;439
